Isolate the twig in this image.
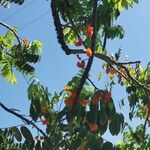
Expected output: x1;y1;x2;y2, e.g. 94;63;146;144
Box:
110;64;134;86
94;53;150;93
0;101;50;143
87;77;98;90
102;31;107;52
70;49;85;54
118;61;141;65
0;21;21;46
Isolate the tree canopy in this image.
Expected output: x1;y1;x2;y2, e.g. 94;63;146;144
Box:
0;0;150;149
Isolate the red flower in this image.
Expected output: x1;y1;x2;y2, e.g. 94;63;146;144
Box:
103;91;111;104
65;97;73;106
89;123;98;131
80;99;88;107
75;38;83;46
77;60;85;69
92;94;100;105
22;38;29;46
41;118;49;125
86;25;93;37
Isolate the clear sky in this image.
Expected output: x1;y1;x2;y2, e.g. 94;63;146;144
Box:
0;0;150;143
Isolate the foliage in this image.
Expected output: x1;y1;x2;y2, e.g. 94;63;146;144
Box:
0;0;150;150
0;0;24;7
0;30;42;84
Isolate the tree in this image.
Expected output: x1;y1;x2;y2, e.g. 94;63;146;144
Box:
0;0;150;149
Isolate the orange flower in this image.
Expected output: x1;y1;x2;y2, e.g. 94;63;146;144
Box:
80;99;88;107
89;123;98;131
41;118;49;125
85;48;92;57
41;106;49;114
22;38;29;46
65;97;73;106
64;85;72;91
86;25;93;37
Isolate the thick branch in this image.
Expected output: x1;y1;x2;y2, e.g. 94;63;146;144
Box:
0;101;50;143
69;0;98;119
0;21;21;46
51;0;71;55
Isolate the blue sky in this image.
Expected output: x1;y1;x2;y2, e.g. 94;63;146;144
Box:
0;0;150;143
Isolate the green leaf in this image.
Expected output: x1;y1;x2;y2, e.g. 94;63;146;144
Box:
71;136;82;149
109;120;118;136
115;1;123;12
88;135;103;150
64;28;77;44
109;113;123;136
97;72;102;80
1;60;17;84
35;141;41;150
31;40;43;54
11;127;22;142
102;142;113;150
20;126;34;142
90;103;99;122
99;110;108;125
30;103;39;121
99;123;108;135
0;134;4;145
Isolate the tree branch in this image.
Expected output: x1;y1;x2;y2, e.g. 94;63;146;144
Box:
95;53;150;93
0;121;41;130
69;49;150;93
69;0;98;120
0;21;21;46
87;77;99;90
51;0;71;55
118;61;141;65
0;101;50;143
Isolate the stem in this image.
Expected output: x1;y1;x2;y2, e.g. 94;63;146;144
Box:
87;77;98;90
